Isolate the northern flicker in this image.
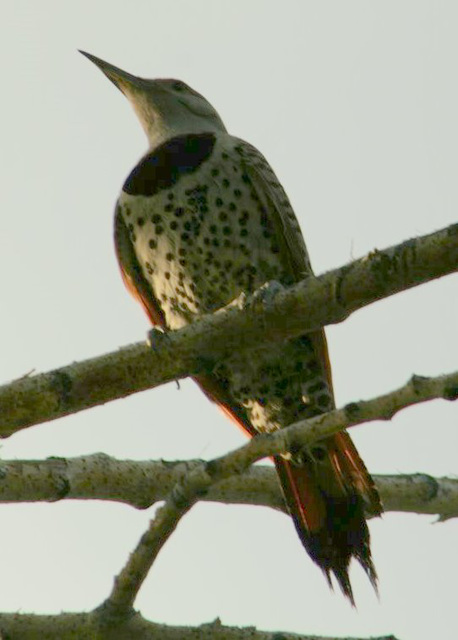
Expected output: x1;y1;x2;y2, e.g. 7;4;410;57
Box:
81;51;382;603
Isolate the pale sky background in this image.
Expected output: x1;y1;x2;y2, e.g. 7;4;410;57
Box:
1;2;457;639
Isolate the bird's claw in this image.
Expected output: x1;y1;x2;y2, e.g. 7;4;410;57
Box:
147;327;170;350
245;280;284;310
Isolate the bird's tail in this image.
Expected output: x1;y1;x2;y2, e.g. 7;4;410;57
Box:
274;431;382;604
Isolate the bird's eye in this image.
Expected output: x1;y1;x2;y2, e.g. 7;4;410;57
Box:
172;81;187;92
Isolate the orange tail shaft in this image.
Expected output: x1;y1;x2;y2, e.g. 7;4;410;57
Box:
274;432;381;604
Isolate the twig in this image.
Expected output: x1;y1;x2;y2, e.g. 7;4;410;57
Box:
0;223;456;438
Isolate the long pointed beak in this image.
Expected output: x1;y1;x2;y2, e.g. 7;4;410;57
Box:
79;50;143;94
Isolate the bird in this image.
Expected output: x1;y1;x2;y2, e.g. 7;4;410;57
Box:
80;50;382;603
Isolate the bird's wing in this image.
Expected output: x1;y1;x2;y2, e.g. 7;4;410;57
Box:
241;142;382;515
198;139;382;601
234;139;380;508
233;139;313;279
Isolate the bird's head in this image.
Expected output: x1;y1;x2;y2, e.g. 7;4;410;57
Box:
80;51;227;149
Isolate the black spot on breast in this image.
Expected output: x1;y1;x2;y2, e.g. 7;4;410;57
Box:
122;134;216;197
317;392;331;405
238;211;249;225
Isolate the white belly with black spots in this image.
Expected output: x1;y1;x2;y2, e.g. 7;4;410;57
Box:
118;138;288;329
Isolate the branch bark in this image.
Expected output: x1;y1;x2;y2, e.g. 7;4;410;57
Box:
0;223;456;438
1;455;457;520
101;370;457;615
0;610;399;640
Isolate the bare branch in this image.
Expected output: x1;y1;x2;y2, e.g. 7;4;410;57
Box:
0;610;399;640
376;474;458;521
103;462;211;613
102;370;457;614
1;455;457;520
0;455;285;511
0;224;456;438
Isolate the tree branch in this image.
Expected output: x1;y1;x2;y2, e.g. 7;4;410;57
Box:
0;224;455;438
102;370;457;615
0;610;399;640
1;454;457;520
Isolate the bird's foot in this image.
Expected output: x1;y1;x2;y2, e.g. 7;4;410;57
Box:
147;327;170;350
245;280;284;311
224;281;284;313
224;291;248;310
